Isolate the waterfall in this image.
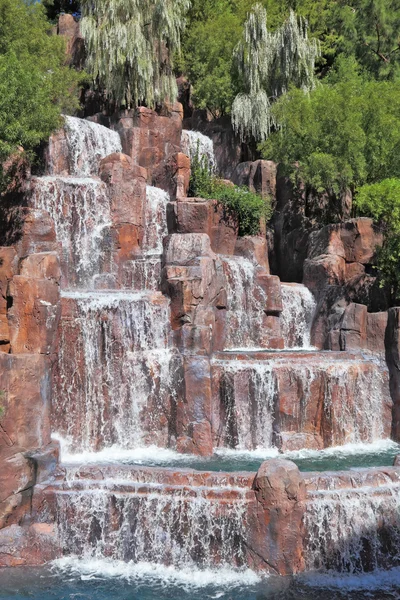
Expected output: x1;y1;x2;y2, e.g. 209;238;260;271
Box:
143;186;169;255
49;116;122;177
304;481;400;573
323;361;388;445
215;361;277;450
212;356;389;451
55;482;248;569
32;177;112;288
181;130;216;171
222;256;269;350
54;291;176;452
280;283;316;349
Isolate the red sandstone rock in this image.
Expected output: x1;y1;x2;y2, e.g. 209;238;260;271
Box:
232;160;277;199
0;523;60;567
339;303;367;351
0;354;52;451
366;311;388;354
8;275;60;354
277;432;324;452
153;152;191;199
387;308;400;440
99;152;147;224
234;236;270;272
171;198;239;255
57;14;85;68
164;233;216;265
9;208;58;257
303;254;346;291
249;459;306;575
19;252;61;283
117;104;183;192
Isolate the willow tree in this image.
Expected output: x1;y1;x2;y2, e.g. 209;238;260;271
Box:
80;0;190;108
232;4;320;141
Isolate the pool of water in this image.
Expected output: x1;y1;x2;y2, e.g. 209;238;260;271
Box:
60;439;400;473
1;561;400;600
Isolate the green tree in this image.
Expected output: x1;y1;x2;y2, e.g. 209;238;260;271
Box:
0;0;82;173
42;0;81;22
231;4;320;141
81;0;190;108
333;0;400;80
181;11;241;116
261;58;400;198
356;178;400;302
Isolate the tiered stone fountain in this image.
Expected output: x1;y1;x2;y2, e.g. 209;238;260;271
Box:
1;105;400;582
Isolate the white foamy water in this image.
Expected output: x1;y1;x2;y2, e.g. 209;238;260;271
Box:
181;130;216;171
53;557;262;588
280;283;316;349
32;176;112;288
54;291;177;452
48;115;122;177
143;186;169;255
54;436;195;466
222;256;273;350
212;356;390;451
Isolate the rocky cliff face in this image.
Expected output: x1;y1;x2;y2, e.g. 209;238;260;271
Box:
0;16;400;573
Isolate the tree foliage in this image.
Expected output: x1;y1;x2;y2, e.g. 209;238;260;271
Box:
0;0;82;166
231;4;320;141
261;59;400;197
42;0;81;22
81;0;190;108
356;179;400;302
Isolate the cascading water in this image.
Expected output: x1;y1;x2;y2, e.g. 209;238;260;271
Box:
181;129;216;170
221;256;269;349
125;185;169;291
280;283;316;349
55;479;249;569
55;291;177;452
20;110;399;593
304;479;400;573
212;355;390;451
143;186;169;255
32;177;112;288
215;361;277;449
48;115;122;177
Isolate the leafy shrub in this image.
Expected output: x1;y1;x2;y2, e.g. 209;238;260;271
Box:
0;0;84;175
261;58;400;201
189;150;271;236
356;178;400;302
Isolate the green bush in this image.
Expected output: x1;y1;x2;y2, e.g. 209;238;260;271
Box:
189;150;271;236
355;178;400;302
261;58;400;201
0;0;84;178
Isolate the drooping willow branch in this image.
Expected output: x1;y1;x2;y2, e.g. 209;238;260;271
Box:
80;0;190;108
232;4;320;142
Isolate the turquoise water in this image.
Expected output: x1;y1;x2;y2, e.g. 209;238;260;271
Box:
1;563;400;600
60;440;400;474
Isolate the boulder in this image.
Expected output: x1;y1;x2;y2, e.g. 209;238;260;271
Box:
234;236;270;272
8;276;60;354
249;459;306;575
0;523;60;567
232;160;277;199
163;233;215;265
170;198;239;255
117;104;183;192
